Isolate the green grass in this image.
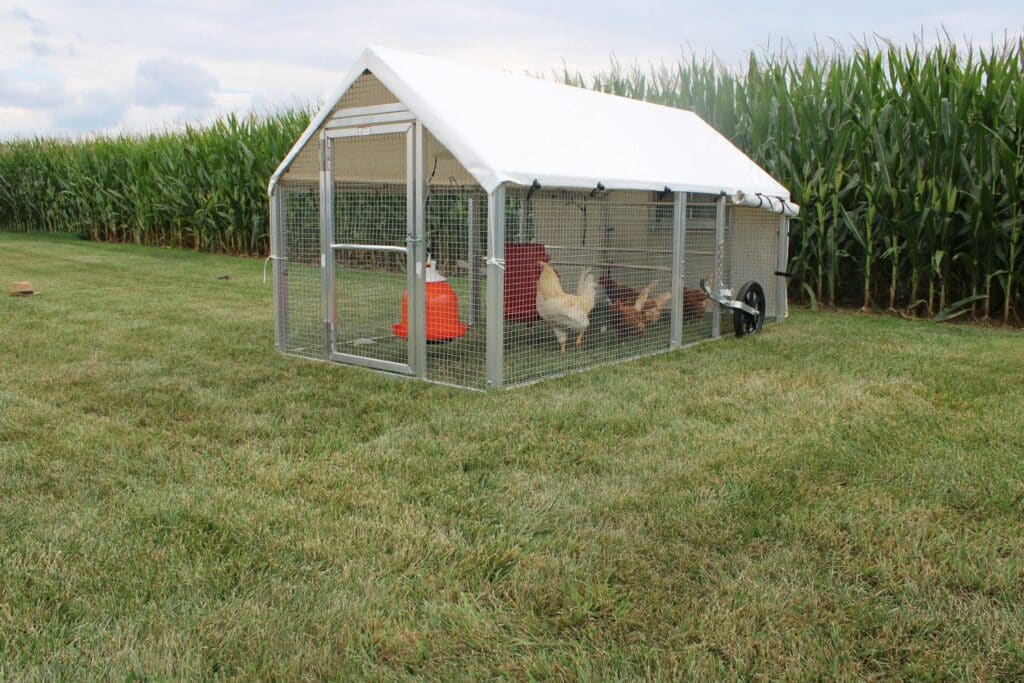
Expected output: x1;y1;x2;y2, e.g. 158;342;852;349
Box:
2;232;1023;679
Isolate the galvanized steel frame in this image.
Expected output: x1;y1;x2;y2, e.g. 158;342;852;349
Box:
777;215;790;320
712;193;726;338
321;121;420;375
269;189;285;351
670;191;688;349
485;184;506;388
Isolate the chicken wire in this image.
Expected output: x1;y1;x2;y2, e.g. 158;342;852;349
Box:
729;206;784;322
502;185;689;387
681;197;723;343
277;178;322;358
272;80;785;388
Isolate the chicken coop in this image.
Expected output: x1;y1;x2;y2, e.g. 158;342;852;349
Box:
267;47;799;389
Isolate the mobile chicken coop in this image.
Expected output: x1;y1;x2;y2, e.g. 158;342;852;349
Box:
268;47;799;389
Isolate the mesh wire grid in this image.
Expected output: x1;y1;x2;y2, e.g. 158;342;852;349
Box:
729;206;783;322
329;132;410;367
272;71;786;387
419;130;489;388
278;178;322;358
502;185;693;387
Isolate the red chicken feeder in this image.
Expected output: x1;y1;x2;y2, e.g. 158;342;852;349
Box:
392;257;468;342
504;243;550;323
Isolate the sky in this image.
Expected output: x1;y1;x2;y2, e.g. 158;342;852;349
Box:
1;0;1022;139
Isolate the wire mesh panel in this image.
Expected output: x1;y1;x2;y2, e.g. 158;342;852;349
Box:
682;196;725;342
677;196;717;344
729;207;782;320
329;131;411;370
331;71;400;114
502;186;680;386
420;131;488;388
278;178;323;358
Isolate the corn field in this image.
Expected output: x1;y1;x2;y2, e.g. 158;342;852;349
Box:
0;111;311;255
1;39;1021;321
570;38;1024;322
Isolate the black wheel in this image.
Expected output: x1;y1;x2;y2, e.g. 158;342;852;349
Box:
733;281;766;337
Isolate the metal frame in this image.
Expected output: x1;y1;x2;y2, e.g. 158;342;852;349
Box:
777;215;790;320
485;184;506;388
328;102;409;123
670;191;687;349
269;189;285;351
326;110;414;129
412;121;427;378
321;121;420;376
275;74;799;389
712;193;726;338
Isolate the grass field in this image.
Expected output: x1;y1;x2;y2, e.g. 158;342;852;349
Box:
2;232;1023;679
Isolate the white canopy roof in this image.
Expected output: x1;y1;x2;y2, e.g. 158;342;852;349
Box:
270;46;795;211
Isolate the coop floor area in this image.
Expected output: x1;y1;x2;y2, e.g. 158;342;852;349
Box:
287;268;721;388
5;232;1024;679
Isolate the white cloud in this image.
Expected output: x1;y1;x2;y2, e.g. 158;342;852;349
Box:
0;0;1021;139
50;88;130;132
0;70;65;108
10;6;50;36
134;57;220;109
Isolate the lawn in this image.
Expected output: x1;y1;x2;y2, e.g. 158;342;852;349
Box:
2;232;1023;679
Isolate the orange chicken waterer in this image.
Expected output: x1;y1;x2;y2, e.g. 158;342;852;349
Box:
393;256;468;341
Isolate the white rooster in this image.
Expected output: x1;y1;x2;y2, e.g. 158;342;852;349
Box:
535;262;598;353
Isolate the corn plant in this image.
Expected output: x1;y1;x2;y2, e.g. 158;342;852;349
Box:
572;37;1024;322
2;37;1021;322
0;108;313;255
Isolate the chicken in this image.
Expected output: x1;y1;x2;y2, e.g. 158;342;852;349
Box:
607;283;655;338
599;275;675;338
536;262;598;353
599;274;706;336
680;286;708;321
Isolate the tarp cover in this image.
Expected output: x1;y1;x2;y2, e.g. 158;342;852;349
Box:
271;46;793;203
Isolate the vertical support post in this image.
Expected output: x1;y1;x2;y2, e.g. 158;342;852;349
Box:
517;196;526;242
270;189;285;351
712;193;726;338
777;214;790;320
411;122;427;378
485;184;506;389
319;131;333;358
468;196;481;326
670;191;687;349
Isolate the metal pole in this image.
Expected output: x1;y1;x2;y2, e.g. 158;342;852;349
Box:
777;215;790;320
269;190;286;351
319;132;333;358
411;122;427;378
712;193;725;339
670;191;687;349
485;185;506;389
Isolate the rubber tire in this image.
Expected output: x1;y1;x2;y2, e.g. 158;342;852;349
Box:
733;281;766;337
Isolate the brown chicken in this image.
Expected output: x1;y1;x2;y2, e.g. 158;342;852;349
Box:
599;274;707;339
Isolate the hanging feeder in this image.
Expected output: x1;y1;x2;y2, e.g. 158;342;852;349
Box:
393;255;468;342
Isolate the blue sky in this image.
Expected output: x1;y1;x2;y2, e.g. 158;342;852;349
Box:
1;0;1022;139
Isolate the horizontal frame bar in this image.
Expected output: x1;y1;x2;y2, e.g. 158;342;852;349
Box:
329;103;409;120
548;259;672;273
329;351;412;375
331;243;408;254
326;122;413;139
325;111;415;129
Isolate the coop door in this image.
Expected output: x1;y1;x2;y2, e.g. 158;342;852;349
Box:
322;123;421;374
